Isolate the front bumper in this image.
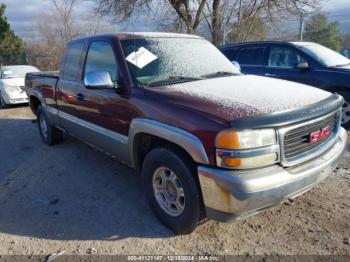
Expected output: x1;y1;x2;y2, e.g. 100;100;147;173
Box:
2;91;28;105
198;127;348;222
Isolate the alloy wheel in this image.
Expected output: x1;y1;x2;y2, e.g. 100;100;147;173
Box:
342;100;350;125
0;94;5;108
39;113;48;140
152;167;185;217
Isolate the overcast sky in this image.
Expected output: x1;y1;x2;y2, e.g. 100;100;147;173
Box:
2;0;97;39
2;0;350;40
323;0;350;10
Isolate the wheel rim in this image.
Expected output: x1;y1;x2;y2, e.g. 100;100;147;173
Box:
342;100;350;125
39;113;48;139
152;167;185;217
0;94;4;107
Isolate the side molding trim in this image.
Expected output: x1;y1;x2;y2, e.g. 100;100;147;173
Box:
58;110;128;144
40;109;209;169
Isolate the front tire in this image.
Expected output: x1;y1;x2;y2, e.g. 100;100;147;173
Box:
142;147;202;234
37;105;63;145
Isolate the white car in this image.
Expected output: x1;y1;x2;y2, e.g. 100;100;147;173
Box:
0;65;40;107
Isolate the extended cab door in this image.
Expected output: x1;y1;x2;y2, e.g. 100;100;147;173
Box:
56;41;86;132
71;40;130;161
266;45;323;87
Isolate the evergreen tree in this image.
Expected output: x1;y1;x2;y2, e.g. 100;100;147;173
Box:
0;4;25;65
304;13;343;51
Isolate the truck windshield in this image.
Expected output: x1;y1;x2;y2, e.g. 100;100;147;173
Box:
296;43;350;67
121;37;240;86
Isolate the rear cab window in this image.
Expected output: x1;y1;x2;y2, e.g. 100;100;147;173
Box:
237;46;266;66
62;41;85;81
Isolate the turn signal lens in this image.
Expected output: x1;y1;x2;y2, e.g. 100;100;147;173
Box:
215;130;240;149
218;153;278;169
222;157;241;167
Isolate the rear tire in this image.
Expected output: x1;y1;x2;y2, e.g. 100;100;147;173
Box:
341;99;350;129
142;146;202;234
37;105;63;145
0;92;7;109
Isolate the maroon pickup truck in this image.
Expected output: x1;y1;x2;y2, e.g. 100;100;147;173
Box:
25;33;347;234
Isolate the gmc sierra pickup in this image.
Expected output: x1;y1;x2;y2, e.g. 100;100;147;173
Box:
26;33;347;234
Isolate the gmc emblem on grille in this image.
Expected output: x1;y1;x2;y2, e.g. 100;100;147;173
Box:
309;126;331;143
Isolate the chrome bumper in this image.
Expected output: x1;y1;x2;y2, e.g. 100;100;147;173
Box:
198;127;348;222
2;92;28;104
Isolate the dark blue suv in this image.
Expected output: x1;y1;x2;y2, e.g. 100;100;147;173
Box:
219;41;350;127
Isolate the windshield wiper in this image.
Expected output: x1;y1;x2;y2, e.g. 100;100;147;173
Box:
201;71;237;78
148;76;203;87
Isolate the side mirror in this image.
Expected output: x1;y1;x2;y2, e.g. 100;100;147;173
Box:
296;62;309;70
231;61;241;73
84;70;115;89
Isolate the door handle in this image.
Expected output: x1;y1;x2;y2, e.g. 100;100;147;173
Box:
76;93;84;101
265;73;276;77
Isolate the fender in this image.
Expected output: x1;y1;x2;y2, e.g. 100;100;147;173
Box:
28;88;47;109
28;89;62;126
128;118;209;167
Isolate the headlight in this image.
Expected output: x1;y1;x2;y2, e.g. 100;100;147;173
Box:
4;84;21;93
216;129;276;149
215;129;279;169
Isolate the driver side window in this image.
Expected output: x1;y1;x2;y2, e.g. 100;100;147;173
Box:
269;46;306;68
84;41;119;82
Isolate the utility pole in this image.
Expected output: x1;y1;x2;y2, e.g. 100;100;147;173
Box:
299;14;304;41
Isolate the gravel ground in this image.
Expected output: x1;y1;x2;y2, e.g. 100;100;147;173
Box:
0;106;349;256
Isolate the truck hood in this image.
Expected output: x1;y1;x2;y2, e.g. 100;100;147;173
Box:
1;78;25;87
147;75;331;122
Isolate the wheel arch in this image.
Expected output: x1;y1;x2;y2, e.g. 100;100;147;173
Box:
29;90;47;115
29;96;41;115
128;118;209;173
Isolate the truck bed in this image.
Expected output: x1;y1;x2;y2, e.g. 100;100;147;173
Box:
25;71;59;87
26;71;59;79
25;71;60;113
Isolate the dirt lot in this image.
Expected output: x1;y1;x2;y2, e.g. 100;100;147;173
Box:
0;106;349;256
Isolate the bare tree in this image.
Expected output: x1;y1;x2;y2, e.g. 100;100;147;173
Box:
93;0;324;46
26;0;111;70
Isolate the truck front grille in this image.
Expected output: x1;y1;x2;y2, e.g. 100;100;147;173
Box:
280;111;340;165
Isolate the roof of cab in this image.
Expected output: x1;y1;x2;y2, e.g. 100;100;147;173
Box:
71;32;203;43
291;41;318;46
219;40;317;50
